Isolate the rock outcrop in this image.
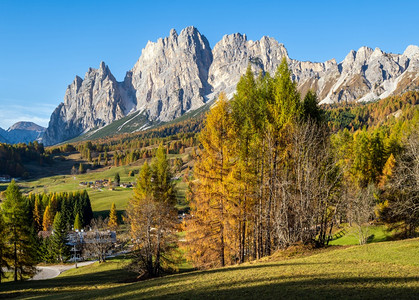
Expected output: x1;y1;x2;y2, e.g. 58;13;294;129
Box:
42;62;136;145
40;27;419;145
128;26;213;121
209;34;291;97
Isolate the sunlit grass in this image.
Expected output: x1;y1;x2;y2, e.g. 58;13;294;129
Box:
329;224;395;246
1;239;418;299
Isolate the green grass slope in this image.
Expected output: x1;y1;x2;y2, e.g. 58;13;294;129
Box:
1;152;190;214
2;164;139;212
2;239;418;299
66;97;213;144
67;111;152;143
329;225;395;245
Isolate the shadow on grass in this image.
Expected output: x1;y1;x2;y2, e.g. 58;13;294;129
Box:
0;266;137;299
93;210;125;221
0;262;317;298
8;273;418;300
2;261;418;299
84;274;419;300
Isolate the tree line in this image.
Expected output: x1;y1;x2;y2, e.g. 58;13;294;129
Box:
324;91;419;132
0;141;51;177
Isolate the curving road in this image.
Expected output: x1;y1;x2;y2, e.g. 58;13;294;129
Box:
31;261;96;280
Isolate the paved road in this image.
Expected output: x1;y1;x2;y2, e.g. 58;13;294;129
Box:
31;261;96;280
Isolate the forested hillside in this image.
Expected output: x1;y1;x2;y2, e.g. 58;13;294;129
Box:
0;142;50;177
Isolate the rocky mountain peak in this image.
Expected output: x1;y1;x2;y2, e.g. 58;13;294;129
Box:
371;47;383;57
209;33;289;97
8;121;45;132
403;45;419;59
356;46;374;61
128;27;213;121
1;121;46;144
221;32;248;45
40;27;419;145
99;60;107;70
42;61;135;145
180;26;199;36
342;49;357;65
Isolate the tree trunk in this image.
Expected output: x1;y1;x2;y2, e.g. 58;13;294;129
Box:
14;239;17;282
240;210;246;263
146;221;153;275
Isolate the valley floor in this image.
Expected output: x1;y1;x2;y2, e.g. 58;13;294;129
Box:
1;238;418;299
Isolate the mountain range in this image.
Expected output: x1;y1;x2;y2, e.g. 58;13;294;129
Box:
33;26;419;145
0;122;46;144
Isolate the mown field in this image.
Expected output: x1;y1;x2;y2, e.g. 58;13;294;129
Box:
1;238;418;299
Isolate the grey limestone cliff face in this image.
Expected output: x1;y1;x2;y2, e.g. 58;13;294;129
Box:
41;27;419;145
128;26;213;121
209;33;289;97
317;46;414;103
42;62;135;145
210;33;419;105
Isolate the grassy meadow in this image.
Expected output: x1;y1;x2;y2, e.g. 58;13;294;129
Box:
1;238;418;299
0;152;190;215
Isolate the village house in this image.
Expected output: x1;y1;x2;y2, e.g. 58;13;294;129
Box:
67;229;117;261
37;229;117;262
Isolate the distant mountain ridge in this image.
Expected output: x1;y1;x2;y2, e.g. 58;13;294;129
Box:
0;121;46;144
0;128;9;143
40;26;419;145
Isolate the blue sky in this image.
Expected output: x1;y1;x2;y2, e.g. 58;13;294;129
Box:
0;0;418;129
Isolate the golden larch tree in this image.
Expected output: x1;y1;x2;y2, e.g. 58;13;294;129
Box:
42;205;54;231
108;202;118;230
184;93;238;268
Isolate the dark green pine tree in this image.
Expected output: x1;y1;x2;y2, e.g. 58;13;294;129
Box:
62;193;74;229
81;190;93;227
73;192;83;227
41;193;49;209
38;236;54;263
302;90;322;123
151;145;176;205
60;195;69;229
67;193;75;224
0;212;11;284
114;173;120;186
24;195;35;225
1;180;37;281
50;212;69;263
